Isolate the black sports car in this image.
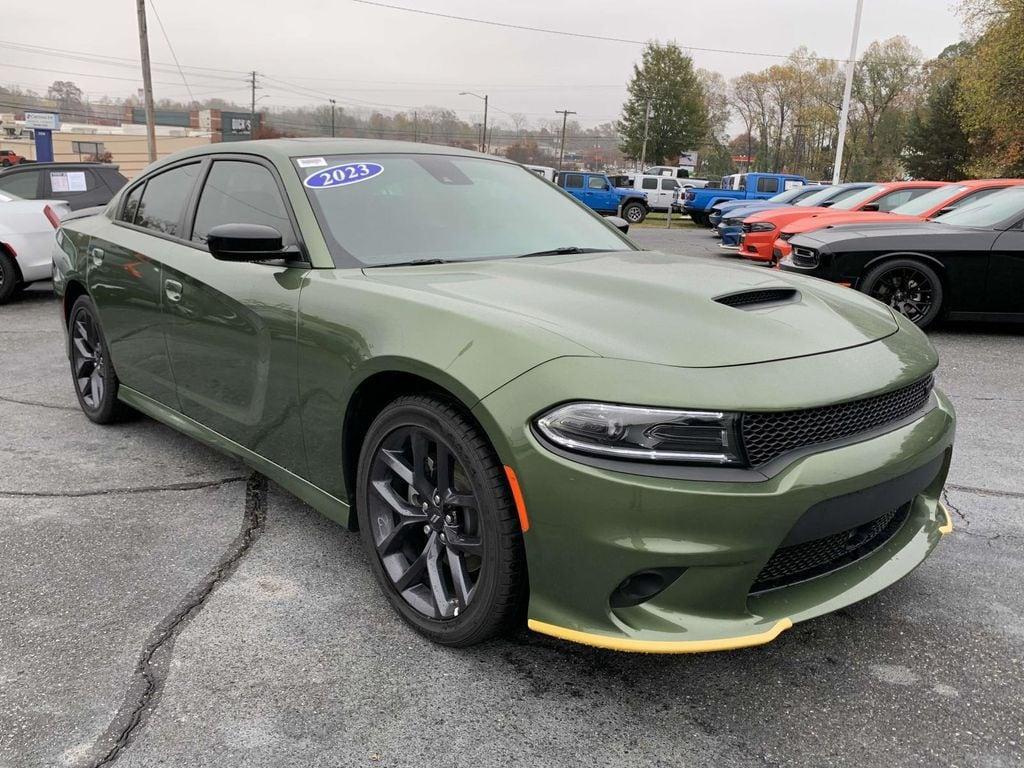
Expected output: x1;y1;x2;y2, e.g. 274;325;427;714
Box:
781;186;1024;327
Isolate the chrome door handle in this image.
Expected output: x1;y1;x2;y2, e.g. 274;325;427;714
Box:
164;279;183;303
89;247;104;267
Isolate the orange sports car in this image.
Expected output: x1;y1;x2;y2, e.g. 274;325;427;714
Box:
774;178;1024;261
739;181;945;263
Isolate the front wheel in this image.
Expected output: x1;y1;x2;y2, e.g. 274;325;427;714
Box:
356;394;527;647
0;251;19;304
860;258;944;328
621;201;646;224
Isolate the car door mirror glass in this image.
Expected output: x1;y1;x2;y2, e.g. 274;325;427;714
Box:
207;223;288;262
606;216;629;234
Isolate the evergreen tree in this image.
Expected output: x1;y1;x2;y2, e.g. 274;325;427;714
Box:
905;44;973;180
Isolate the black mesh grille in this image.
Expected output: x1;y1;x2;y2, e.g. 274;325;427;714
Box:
741;376;934;467
791;246;819;267
716;289;798;308
750;504;911;593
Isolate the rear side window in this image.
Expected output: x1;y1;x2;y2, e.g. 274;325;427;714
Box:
121;183;144;223
641;177;658;190
563;174;583;189
192;161;295;245
757;177;779;193
0;170;39;198
661;178;678;190
134;163;201;236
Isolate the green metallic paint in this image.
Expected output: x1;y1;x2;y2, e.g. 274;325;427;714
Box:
53;139;957;651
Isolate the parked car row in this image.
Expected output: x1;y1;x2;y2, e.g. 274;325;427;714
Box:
703;174;1024;328
0;162;127;303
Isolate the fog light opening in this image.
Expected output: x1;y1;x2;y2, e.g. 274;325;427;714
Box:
609;567;686;608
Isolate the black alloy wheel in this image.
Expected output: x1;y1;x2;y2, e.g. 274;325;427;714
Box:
68;295;131;423
861;258;944;328
356;395;526;646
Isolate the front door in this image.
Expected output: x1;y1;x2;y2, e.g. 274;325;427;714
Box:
985;227;1024;315
161;157;310;476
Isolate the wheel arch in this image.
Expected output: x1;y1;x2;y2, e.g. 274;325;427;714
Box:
339;360;503;528
860;251;949;292
0;241;24;284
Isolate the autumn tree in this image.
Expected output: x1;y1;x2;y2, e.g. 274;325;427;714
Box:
618;42;709;166
47;80;84;113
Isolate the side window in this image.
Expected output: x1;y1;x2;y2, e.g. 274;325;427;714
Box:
563;174;584;189
586;176;606;190
641;177;658;190
829;187;864;204
661;178;679;191
738;175;748;191
757;177;779;194
0;170;40;199
950;188;1000;209
192;161;295;245
134;163;201;237
120;183;145;224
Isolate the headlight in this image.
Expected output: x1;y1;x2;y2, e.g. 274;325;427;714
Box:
535;402;744;465
724;218;742;227
747;222;776;233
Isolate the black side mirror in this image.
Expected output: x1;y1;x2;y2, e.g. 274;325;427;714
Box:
933;207;954;217
861;203;880;212
207;223;293;262
607;216;629;234
820;201;835;208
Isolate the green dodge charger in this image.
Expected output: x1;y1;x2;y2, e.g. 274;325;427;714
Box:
53;140;955;653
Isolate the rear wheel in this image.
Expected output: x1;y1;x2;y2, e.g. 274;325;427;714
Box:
68;295;133;423
0;251;19;304
622;201;646;224
356;394;526;646
860;258;944;328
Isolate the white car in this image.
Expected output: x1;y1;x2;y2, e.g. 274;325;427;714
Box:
0;192;71;303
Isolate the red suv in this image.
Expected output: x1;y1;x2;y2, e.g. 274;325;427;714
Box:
0;149;27;167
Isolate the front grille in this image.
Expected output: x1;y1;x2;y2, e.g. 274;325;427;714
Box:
750;504;911;593
741;376;934;467
716;288;798;308
791;246;819;267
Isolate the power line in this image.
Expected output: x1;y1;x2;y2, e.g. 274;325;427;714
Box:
146;0;195;105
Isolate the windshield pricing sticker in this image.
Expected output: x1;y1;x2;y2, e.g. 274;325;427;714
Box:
304;162;383;189
296;156;327;168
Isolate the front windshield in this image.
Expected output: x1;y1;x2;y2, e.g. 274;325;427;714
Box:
933;186;1024;228
767;186;815;204
296;154;632;266
892;185;963;216
831;184;884;211
796;186;842;207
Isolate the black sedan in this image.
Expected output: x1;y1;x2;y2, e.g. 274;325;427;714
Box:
781;186;1024;327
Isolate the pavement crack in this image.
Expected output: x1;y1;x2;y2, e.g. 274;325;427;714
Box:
82;471;269;768
942;488;968;523
0;392;79;412
0;477;247;498
946;483;1024;501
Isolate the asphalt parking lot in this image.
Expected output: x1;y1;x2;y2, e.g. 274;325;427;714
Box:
2;225;1022;768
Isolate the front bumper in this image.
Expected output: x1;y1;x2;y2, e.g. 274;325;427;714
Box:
740;231;775;261
474;351;955;653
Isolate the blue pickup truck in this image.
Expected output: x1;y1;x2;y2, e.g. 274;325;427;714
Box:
682;172;809;227
557;171;650;224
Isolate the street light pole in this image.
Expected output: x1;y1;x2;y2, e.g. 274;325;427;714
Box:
482;94;488;153
458;92;489;152
329;99;336;137
639;97;652;172
833;0;864;184
134;0;157;163
555;108;576;171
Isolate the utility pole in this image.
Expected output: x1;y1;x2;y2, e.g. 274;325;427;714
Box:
833;0;864;184
481;94;488;153
250;71;258;140
329;99;336;137
555;108;576;171
412;110;417;142
135;0;157;163
639;97;652;172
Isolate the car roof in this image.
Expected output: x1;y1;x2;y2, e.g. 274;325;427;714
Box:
0;161;119;173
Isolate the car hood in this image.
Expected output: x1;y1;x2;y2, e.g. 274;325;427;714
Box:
792;221;996;250
363;250;899;368
784;211;923;234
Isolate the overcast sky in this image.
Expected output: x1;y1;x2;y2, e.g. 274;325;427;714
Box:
3;0;965;131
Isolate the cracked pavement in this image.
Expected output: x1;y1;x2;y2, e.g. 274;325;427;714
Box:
1;229;1022;768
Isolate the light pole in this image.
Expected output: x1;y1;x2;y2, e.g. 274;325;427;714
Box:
329;98;336;137
459;91;488;152
833;0;864;184
639;97;652;172
555;108;576;171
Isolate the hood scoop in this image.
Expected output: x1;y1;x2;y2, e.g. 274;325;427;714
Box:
714;288;800;310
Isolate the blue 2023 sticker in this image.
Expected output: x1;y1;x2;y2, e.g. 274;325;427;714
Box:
304;162;383;189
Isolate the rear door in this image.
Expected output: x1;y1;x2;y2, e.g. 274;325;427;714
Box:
85;162;202;407
560;173;585;205
161;156;310;475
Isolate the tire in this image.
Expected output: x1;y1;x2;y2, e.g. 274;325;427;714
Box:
356;394;527;647
68;295;133;423
859;258;944;328
621;201;646;224
0;251;19;304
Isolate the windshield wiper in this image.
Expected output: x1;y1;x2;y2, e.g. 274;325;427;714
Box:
516;246;608;258
371;258;451;268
